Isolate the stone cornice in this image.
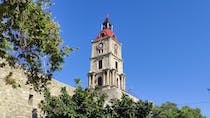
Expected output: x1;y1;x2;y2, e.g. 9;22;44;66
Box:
90;52;123;62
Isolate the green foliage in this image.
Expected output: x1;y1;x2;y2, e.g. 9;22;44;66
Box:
152;102;206;118
39;79;153;118
3;71;21;88
40;80;205;118
0;0;72;91
40;87;78;118
40;79;107;118
178;106;205;118
4;72;17;88
109;94;153;118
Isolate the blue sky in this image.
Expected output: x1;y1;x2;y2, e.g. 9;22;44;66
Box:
51;0;210;117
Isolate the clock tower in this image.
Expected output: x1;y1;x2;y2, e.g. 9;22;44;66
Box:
88;16;126;91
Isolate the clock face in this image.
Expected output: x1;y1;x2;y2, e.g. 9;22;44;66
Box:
98;43;103;49
114;44;118;50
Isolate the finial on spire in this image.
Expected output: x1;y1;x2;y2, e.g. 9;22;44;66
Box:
106;13;110;19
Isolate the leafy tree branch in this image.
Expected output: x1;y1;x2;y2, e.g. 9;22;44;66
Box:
0;0;72;91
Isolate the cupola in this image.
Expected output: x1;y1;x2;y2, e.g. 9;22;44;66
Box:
96;15;117;41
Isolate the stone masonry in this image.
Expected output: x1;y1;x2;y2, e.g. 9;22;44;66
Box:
0;16;140;118
88;16;139;104
0;60;138;118
0;60;75;118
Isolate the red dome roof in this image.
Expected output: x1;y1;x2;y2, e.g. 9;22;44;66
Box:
96;29;117;40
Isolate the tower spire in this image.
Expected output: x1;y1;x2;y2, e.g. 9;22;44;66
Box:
97;14;117;40
102;14;112;30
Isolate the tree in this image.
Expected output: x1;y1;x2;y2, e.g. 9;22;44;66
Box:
39;79;107;118
178;106;205;118
0;0;72;91
152;102;206;118
108;94;153;118
152;102;179;118
39;79;153;118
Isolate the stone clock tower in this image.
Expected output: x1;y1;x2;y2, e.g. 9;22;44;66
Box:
88;16;126;91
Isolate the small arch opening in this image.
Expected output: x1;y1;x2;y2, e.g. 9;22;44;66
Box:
91;75;93;85
117;78;119;87
98;77;103;86
28;94;33;105
99;60;102;69
100;32;105;37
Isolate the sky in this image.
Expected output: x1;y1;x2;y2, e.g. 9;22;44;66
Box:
50;0;210;117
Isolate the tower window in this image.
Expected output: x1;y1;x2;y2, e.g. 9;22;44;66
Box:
120;77;122;89
115;61;118;70
98;49;103;54
100;32;105;37
99;60;102;69
91;75;93;85
28;94;33;105
32;108;37;118
98;77;103;86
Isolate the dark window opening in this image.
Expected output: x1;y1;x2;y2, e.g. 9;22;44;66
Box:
99;60;102;69
115;61;118;70
98;49;103;54
32;108;37;118
101;32;105;37
91;75;93;85
120;77;122;89
98;77;103;86
28;94;33;105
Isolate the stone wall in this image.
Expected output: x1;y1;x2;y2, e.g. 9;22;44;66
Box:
0;59;139;118
100;86;139;105
0;62;75;118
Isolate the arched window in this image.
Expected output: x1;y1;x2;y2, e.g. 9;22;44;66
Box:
115;61;118;70
100;32;105;37
91;75;93;85
28;94;33;105
98;77;103;86
99;60;102;69
120;77;122;89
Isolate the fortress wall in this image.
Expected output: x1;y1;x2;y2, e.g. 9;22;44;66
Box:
0;60;75;118
100;87;139;105
0;59;139;118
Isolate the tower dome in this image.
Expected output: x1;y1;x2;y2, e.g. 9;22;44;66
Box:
96;15;117;41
